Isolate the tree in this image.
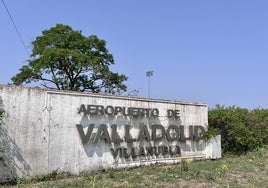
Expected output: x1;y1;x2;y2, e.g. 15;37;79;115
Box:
12;24;128;94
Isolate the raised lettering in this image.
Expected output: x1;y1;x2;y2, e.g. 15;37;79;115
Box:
194;125;205;140
111;124;123;143
175;145;181;156
146;147;154;156
154;146;161;156
151;108;159;117
94;124;111;144
110;148;121;159
138;124;151;141
166;125;180;142
87;105;97;115
167;109;180;118
122;107;129;116
131;108;139;117
96;105;105;115
125;124;137;143
76;124;94;144
123;148;131;158
162;145;169;156
180;125;194;141
139;147;146;156
152;124;165;141
78;104;87;114
131;147;138;158
114;106;123;115
105;106;114;115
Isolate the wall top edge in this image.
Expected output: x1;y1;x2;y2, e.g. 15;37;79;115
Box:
0;85;207;107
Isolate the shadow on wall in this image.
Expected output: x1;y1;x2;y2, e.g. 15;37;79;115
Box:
76;110;206;161
77;113;166;161
168;117;206;152
0;95;31;182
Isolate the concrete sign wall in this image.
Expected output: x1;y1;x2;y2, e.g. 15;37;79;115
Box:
0;85;221;181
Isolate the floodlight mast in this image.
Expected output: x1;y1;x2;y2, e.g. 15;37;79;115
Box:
146;71;153;98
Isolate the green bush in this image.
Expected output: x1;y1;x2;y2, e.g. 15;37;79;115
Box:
208;105;268;155
0;109;4;119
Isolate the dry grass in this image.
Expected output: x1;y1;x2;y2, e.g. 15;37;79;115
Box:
2;147;268;188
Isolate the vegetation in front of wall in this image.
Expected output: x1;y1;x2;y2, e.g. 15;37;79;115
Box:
1;146;267;187
204;125;220;139
0;109;4;120
0;109;4;162
0;148;3;161
208;105;268;155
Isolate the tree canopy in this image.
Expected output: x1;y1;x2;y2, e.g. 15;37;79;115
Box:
12;24;128;94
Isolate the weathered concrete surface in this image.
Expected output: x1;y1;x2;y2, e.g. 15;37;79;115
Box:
206;135;222;159
0;85;221;181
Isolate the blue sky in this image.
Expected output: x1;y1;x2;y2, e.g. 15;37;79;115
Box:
1;1;268;109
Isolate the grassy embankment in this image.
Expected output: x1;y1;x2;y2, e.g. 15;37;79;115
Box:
2;146;268;188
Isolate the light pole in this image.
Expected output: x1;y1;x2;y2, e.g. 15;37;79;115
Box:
146;71;153;98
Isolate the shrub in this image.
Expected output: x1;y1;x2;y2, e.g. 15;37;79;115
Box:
208;105;268;155
0;109;4;119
